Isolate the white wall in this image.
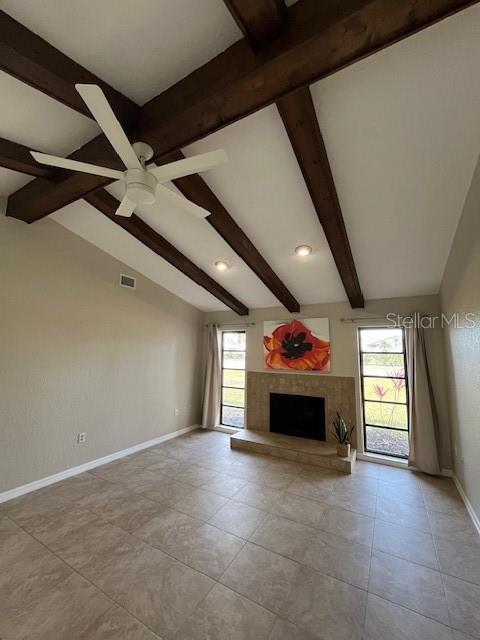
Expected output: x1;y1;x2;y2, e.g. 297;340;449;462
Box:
0;215;203;492
204;295;451;469
440;155;480;518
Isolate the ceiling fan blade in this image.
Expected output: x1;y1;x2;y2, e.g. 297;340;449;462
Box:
30;151;123;180
115;195;136;217
75;84;142;171
148;149;227;183
156;183;210;219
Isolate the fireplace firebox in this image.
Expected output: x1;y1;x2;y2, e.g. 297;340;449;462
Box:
269;392;325;441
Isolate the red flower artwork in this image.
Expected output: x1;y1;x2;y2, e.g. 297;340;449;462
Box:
264;319;331;372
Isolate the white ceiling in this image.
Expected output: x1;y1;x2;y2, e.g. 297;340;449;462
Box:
183;106;346;306
0;0;242;105
0;70;100;194
1;2;479;313
311;5;480;300
51;199;226;312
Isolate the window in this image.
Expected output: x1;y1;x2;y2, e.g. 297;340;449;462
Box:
358;327;409;459
220;331;246;428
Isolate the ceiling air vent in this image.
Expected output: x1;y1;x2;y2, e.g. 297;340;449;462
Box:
119;274;136;289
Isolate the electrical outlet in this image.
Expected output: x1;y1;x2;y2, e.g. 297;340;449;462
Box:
174;408;179;417
77;432;86;444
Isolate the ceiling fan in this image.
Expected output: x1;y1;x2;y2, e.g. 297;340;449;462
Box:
30;84;227;218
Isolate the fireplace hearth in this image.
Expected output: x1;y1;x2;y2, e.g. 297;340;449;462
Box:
270;392;325;441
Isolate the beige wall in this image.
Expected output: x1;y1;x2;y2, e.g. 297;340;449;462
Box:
0;215;203;492
440;155;480;518
205;295;451;468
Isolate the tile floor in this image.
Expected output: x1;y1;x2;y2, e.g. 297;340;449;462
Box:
1;429;479;639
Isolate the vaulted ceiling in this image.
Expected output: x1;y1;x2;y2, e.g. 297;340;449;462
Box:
1;0;479;313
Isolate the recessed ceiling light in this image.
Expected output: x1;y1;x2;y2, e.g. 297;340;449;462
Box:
214;260;229;271
295;244;312;256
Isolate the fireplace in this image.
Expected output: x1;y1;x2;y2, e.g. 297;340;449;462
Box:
269;392;325;441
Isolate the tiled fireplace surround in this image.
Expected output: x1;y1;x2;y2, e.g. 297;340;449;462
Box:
245;371;356;442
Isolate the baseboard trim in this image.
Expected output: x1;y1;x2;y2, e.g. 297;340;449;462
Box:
356;452;408;469
0;424;199;504
213;425;240;435
452;474;480;536
356;453;455;479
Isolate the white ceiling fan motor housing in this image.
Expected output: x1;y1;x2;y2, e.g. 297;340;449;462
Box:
125;169;158;205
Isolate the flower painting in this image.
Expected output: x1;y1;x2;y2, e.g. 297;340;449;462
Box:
263;318;331;372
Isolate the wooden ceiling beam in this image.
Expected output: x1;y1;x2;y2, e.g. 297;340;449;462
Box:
224;0;364;308
277;87;364;308
5;0;475;223
169;151;300;312
0;13;297;312
0;136;51;178
0;9;138;124
85;189;249;316
223;0;287;48
0;7;139;211
138;0;475;166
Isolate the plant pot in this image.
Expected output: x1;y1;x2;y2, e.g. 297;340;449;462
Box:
337;443;350;458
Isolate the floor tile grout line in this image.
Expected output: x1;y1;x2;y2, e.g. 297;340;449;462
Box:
216;537;248;583
370;511;480;638
7;515;164;640
370;544;444;577
68;488;377;617
128;517;248;583
21;503;463;640
5;433;475;639
30;462;262;547
427;506;455;631
6;435;235;636
282;487;378;518
7;482;245;597
86;468;238;523
363;591;466;637
126;508;288;634
373;513;432;535
244;536;371;594
234;499;376;551
372;519;440;572
228;518;476;635
365;587;466;635
4;451;442;566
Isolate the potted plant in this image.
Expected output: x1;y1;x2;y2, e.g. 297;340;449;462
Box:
332;412;355;457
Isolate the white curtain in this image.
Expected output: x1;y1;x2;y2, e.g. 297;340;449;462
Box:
201;324;221;429
406;324;441;475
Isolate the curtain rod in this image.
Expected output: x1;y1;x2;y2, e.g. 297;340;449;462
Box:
340;316;388;323
340;314;431;323
205;322;256;327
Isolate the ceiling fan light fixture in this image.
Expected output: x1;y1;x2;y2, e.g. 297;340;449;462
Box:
295;244;312;256
125;168;157;205
214;260;229;271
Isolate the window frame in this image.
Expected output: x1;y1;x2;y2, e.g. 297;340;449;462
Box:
220;330;246;428
358;326;410;459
